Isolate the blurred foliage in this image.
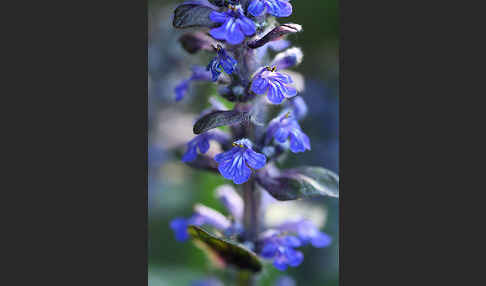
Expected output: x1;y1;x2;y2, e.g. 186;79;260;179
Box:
148;0;339;285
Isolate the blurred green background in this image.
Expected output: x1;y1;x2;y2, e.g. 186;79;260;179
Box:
148;0;339;285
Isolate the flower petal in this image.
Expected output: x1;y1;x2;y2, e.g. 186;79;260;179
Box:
267;82;285;104
233;160;252;184
209;18;232;40
248;0;266;16
261;241;278;258
273;126;289;143
243;149;266;169
285;249;303;267
197;136;210;154
209;11;229;23
170;218;189;242
251;77;269;95
214;147;239;163
226;20;245;44
311;232;332;248
182;147;198;162
174;79;190;101
237;17;256;36
288;129;311;153
282;84;297;98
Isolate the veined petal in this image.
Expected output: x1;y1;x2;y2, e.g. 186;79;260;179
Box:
251;77;269;95
209;18;232;40
209;11;229;23
288;129;311;153
267;82;285;104
237;17;256;36
226;20;245;44
214;147;239;163
248;0;266;16
270;72;292;84
282;83;297;98
243;149;266;169
233;160;252;184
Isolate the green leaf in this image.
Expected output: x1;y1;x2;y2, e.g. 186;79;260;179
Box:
256;166;339;201
193;110;250;134
173;4;219;29
187;225;262;272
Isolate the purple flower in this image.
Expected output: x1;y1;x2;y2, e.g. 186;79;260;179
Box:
182;131;230;163
214;138;266;184
251;66;297;104
277;219;332;248
260;233;303;271
174;65;212;101
209;5;256;45
287;96;307;120
248;0;293;17
266;112;310;153
169;215;203;242
207;46;237;81
169;204;231;242
216;185;243;221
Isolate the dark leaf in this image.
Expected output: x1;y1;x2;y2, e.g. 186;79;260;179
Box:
257;166;339;201
173;4;219;29
193;110;250;134
187;225;262;272
207;0;225;6
247;23;303;49
179;32;216;54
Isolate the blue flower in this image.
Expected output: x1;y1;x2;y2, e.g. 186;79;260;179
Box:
170;204;231;242
278;219;332;248
248;0;293;17
251;66;297;104
182;131;230;163
266;112;310;153
287;96;307;120
214;138;266;184
169;215;203;242
260;234;304;271
207;45;237;81
174;65;212;101
209;5;256;45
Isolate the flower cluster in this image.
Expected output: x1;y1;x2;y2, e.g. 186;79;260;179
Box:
170;185;331;271
169;0;338;282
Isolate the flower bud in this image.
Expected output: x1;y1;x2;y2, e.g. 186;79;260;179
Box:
247;23;303;49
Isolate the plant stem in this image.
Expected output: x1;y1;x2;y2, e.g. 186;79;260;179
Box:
243;178;259;243
241;178;258;286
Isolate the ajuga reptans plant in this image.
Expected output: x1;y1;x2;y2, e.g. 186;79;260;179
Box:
170;0;339;284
